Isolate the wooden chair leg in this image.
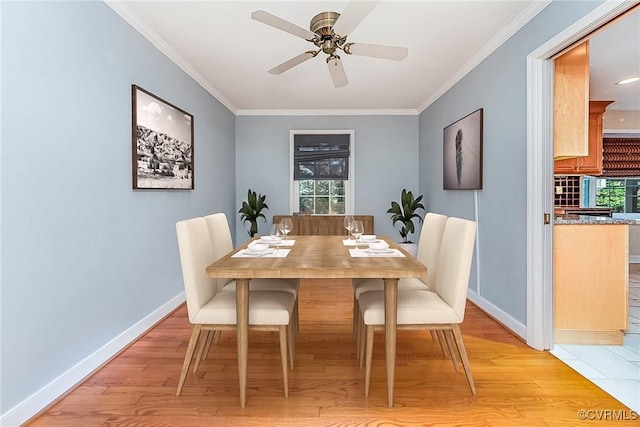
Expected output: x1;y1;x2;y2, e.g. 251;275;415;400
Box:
202;329;217;360
212;330;222;346
436;330;450;358
279;325;289;398
355;304;362;361
287;322;295;370
358;315;366;369
192;329;209;373
452;324;476;395
364;325;374;397
294;299;300;342
354;297;364;366
443;329;460;372
176;325;202;396
352;296;359;340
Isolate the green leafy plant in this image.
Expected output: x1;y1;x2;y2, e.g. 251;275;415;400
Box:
387;188;425;243
238;189;269;237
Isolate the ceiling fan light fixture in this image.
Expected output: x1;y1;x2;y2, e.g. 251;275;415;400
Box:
322;39;336;54
616;77;640;85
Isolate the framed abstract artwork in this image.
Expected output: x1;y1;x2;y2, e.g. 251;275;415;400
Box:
443;108;483;190
132;85;194;190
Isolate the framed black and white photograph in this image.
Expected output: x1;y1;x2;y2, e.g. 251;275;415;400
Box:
443;108;483;190
132;85;194;190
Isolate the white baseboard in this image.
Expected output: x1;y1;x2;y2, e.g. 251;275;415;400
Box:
630;256;640;264
0;292;185;427
467;289;527;341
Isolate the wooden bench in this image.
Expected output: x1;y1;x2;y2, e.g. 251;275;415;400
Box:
273;215;374;236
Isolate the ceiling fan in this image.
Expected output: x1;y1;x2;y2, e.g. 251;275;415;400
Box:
251;1;408;88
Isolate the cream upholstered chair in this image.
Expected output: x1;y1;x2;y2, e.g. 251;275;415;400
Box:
175;216;296;398
358;216;477;397
202;213;300;359
204;213;300;296
352;213;448;353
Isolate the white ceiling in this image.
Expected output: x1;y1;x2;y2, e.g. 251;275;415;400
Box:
589;6;640;111
107;1;639;114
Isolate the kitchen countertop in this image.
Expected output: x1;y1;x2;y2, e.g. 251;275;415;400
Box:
555;215;639;225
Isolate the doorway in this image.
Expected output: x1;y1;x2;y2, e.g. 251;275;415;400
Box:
527;0;640;412
526;0;636;351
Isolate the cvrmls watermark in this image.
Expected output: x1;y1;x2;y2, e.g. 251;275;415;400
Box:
577;409;638;421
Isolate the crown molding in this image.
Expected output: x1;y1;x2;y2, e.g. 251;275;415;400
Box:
103;0;238;114
236;108;419;116
417;0;552;113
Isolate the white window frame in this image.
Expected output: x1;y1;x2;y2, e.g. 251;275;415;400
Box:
290;130;355;215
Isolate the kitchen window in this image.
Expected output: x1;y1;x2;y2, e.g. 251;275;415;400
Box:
290;131;354;215
595;178;640;213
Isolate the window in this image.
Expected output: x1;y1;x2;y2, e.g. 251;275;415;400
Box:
595;178;640;213
290;131;354;214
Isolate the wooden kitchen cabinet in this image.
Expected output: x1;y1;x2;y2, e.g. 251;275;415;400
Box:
554;100;613;175
554;41;589;159
554;224;628;344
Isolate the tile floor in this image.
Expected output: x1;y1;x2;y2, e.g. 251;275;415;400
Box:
551;263;640;412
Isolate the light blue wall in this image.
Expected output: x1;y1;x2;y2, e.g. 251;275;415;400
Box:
418;0;603;324
1;1;235;413
0;0;610;420
235;115;419;245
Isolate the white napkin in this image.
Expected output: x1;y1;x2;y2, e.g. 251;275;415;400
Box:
259;236;296;246
349;248;405;258
233;248;291;258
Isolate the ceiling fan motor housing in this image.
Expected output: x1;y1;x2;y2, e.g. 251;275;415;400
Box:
310;11;339;36
310;11;344;55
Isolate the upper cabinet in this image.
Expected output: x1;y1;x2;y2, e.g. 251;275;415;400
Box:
554;41;589;159
554;100;613;175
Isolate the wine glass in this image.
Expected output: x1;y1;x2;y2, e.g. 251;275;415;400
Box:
280;218;293;243
270;223;284;253
351;220;364;250
343;215;354;241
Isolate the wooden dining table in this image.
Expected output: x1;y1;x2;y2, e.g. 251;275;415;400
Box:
205;235;427;408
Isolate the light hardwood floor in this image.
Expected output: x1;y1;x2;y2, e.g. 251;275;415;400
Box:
27;279;631;426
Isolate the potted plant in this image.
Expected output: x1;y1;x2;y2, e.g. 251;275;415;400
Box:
238;189;269;237
387;188;425;246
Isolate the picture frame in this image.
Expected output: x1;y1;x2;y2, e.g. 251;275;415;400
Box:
132;85;194;190
443;108;483;190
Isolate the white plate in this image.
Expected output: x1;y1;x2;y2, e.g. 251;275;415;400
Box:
365;249;393;254
260;236;284;243
245;248;275;256
360;235;377;242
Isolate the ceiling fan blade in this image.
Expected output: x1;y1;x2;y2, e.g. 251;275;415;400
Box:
344;42;408;61
269;51;317;75
251;10;317;40
332;1;379;36
327;56;348;88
